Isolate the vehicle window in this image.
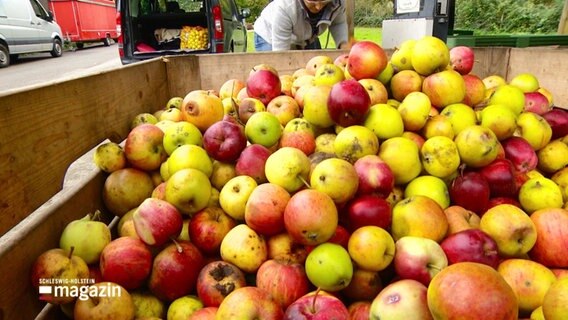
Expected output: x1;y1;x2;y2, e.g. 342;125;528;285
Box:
138;0;203;15
0;3;6;18
29;0;48;20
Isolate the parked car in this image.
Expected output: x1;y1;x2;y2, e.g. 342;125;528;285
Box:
116;0;250;64
0;0;64;68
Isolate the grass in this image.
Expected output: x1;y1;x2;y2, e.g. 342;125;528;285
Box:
246;27;382;52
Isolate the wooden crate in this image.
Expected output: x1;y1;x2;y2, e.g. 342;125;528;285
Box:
0;47;567;320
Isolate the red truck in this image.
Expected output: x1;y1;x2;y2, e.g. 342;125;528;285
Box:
48;0;118;48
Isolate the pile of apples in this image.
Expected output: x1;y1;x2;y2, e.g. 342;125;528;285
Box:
31;36;568;320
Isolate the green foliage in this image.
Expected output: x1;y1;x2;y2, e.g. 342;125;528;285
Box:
353;0;393;27
235;0;269;23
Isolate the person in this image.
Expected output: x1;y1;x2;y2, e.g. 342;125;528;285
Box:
253;0;350;51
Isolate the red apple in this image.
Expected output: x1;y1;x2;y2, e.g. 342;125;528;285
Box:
216;286;284;319
440;229;500;269
541;108;568;140
196;260;247;307
124;123;168;171
524;91;552;115
188;307;218;320
348;301;372;320
478;158;518;198
99;237;153;290
450;46;475;75
244;182;291;236
334;53;349;69
246;69;282;105
149;241;205;301
327;79;371;127
256;259;310;310
327;225;351;249
449;171;491;216
279;130;316;156
529;208;568;268
203;119;247;163
235;144;271;184
461;73;486;107
284;290;350;319
393;236;448;286
266;232;309;264
188;206;237;256
346;40;388;80
353;154;395;197
341;267;383;302
486;197;522;210
133;198;183;247
345;194;392;232
501;136;538;173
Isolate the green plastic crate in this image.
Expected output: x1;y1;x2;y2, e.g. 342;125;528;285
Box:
447;34;568;48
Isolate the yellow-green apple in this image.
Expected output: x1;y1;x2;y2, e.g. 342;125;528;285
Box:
454;125;501;168
202;119;247;163
73;282;135;319
552;167;568;202
498;258;557;316
404;175;450;209
421;114;455;140
327;79;371;127
411;35;450;76
333;53;349;70
167;144;213;178
266;95;301;126
346;40;388;80
219;79;246;100
131;112;159;129
524;91;552;115
160;107;184;122
93;142;127;173
309;158;358;205
483;74;507;90
291;74;315;97
420;136;460;179
163;120;203;155
390;39;416;71
265;147;311;193
102;167;154;217
440;229;499;268
284;290;350;319
280;74;295;97
149;241;205;302
130;290;165;319
305;242;353;291
391;195;448;242
210;160;236;190
59;212;111;265
133;198;183;246
196;260;246;307
305;55;333;75
234;144;271;184
377;62;395;85
478;158;518;198
219;175;258;221
189;306;218;319
166;96;184;109
398;91;431;132
449;171;491;215
124;123;168;171
166;295;203;320
461;73;486;107
348;225;395;272
283;189;337;246
518;177;564;214
266;232;308;264
346;194;392;231
30;248;90;304
165;168;212;215
215;287;283;319
542;277;568;320
181;90;224;132
488;84;526;116
479;204;537;257
394;236;448;285
428;262;519;320
99;236;152;290
246;68;282;105
537;139;568;174
342;267;383;302
188;206;237;255
378;137;422;185
256;259;310;309
364;103;404;140
390;69;423;102
348;301;372;320
244;182;290;236
117;208;137;238
480;104;518;141
358;78;388;105
541;108;568;139
219;224;267;273
244;111;282;148
422;69;466;108
444;205;481;235
334;125;379;163
450;45;475;75
369;279;432;320
529;208;568;268
237;97;265;124
313;63;345;87
353;154;395;197
439;102;478;136
537;86;554;106
314;133;336;154
155;119;175;133
509;73;540;93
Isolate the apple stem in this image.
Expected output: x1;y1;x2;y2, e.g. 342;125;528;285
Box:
92;210;102;222
68;246;75;259
171;237;183;253
298;175;311;189
311;287;321;313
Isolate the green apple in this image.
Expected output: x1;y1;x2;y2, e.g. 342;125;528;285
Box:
163;121;203;155
334;125;379;163
364;103;404;140
302;84;334;128
244;111;283;148
219;175;258;221
518;177;564;214
166;96;184;109
404;175;451;209
283;117;315;135
480;104;518;141
167;295;203;320
390;39;416;71
131;112;158;129
131;290;166;319
509;73;540;93
488;84;526;115
454;125;500;168
305;242;353;292
516;111;553;151
220;224;267;273
59;211;111;265
310;158;359;205
440;103;478;136
377;61;395;85
411;36;450;76
313;63;345;86
167;144;213;178
420;135;460;179
265;147;311;193
165;168;212;215
379;137;422;185
93;141;127;173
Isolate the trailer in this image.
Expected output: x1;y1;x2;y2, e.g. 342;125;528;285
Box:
48;0;118;48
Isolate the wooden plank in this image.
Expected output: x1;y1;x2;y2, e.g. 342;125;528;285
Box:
0;59;168;236
469;47;511;80
559;0;568;34
346;0;355;39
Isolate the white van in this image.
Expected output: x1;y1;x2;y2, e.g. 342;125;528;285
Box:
0;0;64;67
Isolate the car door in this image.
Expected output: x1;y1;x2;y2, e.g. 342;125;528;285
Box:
28;0;55;51
1;0;41;53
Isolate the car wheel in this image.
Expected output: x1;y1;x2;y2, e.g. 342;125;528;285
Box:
51;39;63;57
0;43;9;68
103;35;112;46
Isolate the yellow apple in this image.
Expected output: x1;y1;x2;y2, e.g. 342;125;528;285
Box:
219;175;258;221
488;84;525;116
439;102;478;136
302;84;334;129
333;125;379;163
220;224;267;273
421;114;455;140
444;205;481;235
480;104;518;141
483;74;507;90
314;133;337;154
518;177;564;214
537;139;568;174
167;144;213;178
310;158;359;205
162;121;203;155
551;167;568;202
404;175;451;209
516;111;553;151
358;78;388;106
542;277;568;320
265;147;311;193
219;79;246;100
280;74;295;97
363;103;404;140
266;95;301;127
411;36;450;76
379;136;422;185
313;63;345;87
391;195;449;242
454;125;501;168
390;39;416;71
397;91;432;132
305;55;333;75
420;135;460;179
348;226;395;272
210;160;236;190
509;73;540;93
